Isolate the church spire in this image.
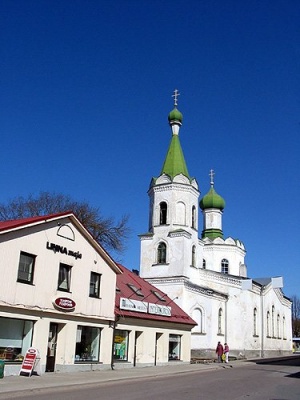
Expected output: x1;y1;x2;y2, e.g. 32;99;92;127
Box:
160;90;190;179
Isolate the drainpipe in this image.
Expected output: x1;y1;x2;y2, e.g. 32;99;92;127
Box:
110;316;119;370
260;286;264;358
225;296;228;343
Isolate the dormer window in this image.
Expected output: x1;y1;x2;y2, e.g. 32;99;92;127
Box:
159;202;167;225
152;290;166;302
127;283;144;297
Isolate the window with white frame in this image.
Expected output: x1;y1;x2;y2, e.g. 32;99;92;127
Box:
17;252;36;284
221;259;229;274
57;263;72;291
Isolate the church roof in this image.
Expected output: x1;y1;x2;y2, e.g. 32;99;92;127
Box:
200;186;225;210
160;134;190;179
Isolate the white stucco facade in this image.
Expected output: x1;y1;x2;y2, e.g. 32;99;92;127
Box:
0;213;120;375
140;104;292;359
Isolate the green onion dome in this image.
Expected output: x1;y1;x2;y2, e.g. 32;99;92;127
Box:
200;187;225;210
168;107;183;124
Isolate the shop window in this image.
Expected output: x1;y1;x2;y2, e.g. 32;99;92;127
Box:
168;334;181;360
17;252;36;284
221;259;229;274
89;272;101;298
57;263;72;291
113;329;129;361
157;242;167;264
0;317;33;362
159;202;167;225
75;326;101;362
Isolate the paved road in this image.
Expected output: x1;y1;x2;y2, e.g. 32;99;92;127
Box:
1;358;299;400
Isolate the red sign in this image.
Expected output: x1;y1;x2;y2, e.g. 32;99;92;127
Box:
20;348;39;376
54;297;76;311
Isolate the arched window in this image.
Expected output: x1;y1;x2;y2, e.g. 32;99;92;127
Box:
267;311;270;337
192;205;196;229
221;259;229;274
159;202;167;225
202;259;206;269
176;201;186;225
283;316;286;339
192;308;203;333
272;306;275;337
191;246;196;267
218;308;223;334
277;314;280;338
253;308;258;336
157;242;167;264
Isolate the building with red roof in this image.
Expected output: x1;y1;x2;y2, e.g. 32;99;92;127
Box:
0;212;195;376
113;264;195;366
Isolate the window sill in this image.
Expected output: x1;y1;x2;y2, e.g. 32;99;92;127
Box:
152;263;170;267
17;280;35;286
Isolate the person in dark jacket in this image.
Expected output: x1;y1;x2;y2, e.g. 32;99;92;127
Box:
216;341;224;362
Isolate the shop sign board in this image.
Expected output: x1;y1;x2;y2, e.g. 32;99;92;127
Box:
120;297;147;313
54;297;76;311
148;303;171;316
19;348;40;377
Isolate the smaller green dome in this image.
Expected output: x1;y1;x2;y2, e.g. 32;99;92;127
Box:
168;107;183;124
200;187;225;210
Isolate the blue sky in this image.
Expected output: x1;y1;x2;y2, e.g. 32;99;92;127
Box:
1;1;299;297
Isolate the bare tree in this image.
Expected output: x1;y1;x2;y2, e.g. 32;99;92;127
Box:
0;192;131;254
291;295;300;337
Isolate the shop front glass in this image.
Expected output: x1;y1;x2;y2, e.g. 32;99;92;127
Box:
168;334;181;360
75;326;101;362
0;317;33;362
113;329;129;361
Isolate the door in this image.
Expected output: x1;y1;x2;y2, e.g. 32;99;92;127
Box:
46;323;58;372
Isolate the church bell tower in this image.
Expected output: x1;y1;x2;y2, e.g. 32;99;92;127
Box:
139;91;202;280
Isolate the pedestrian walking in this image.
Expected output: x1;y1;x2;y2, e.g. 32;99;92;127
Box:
216;341;223;363
224;342;229;363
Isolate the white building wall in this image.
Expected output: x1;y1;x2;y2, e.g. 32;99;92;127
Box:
0;217;118;375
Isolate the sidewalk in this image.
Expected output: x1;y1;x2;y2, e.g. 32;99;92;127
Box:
0;360;249;397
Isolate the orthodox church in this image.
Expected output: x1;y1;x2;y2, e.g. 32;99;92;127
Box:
139;91;292;359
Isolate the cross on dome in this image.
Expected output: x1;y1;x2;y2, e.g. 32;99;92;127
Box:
172;89;180;107
209;169;215;187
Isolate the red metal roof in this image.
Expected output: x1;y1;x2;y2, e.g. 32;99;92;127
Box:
115;264;195;326
0;212;72;232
